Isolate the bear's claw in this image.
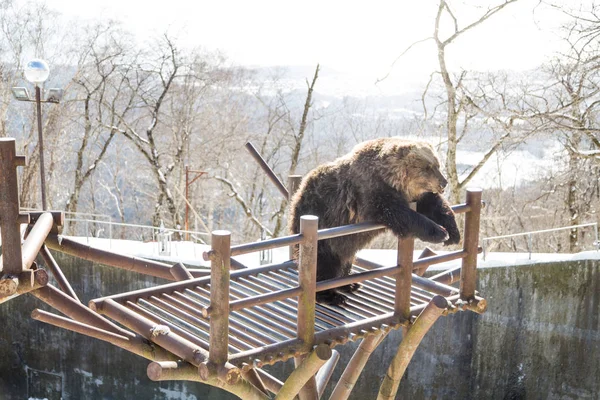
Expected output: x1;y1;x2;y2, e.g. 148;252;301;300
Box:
317;290;348;306
339;282;362;293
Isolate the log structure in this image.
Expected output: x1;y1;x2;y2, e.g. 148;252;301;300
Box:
0;138;486;399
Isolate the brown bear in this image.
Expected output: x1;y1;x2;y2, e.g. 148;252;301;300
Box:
289;137;460;305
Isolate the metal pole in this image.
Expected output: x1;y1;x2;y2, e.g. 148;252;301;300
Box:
35;85;47;211
527;233;533;260
185;165;189;241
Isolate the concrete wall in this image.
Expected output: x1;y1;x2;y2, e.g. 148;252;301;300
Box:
0;254;598;399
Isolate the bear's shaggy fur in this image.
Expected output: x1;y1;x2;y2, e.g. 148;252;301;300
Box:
289;137;460;305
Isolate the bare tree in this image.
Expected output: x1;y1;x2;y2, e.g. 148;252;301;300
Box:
64;23;136;215
385;0;520;203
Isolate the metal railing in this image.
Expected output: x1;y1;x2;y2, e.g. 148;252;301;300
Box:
63;218;210;258
22;208;112;223
482;222;599;260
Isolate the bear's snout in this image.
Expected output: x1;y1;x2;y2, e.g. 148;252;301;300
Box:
438;175;448;192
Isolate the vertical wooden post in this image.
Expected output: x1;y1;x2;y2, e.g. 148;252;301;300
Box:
0;138;26;297
395;202;416;321
395;238;414;321
209;230;231;368
288;175;303;260
460;188;482;301
288;175;303;200
296;215;318;400
297;215;318;347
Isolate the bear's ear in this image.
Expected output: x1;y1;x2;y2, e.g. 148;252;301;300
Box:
392;145;413;159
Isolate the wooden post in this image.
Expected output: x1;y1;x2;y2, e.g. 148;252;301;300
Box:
297;215;318;349
395;237;414;321
295;215;319;400
170;262;194;281
102;299;208;366
0;139;25;296
148;361;270;400
245;142;289;198
288;175;303;200
40;245;80;302
33;284;134;338
460;188;482;301
330;331;388;400
208;230;231;369
0;269;49;304
277;344;332;400
22;212;54;270
315;349;340;398
377;296;448;400
256;369;284;395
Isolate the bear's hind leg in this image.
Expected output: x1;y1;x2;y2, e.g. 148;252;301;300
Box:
315;242;350;305
337;260;362;294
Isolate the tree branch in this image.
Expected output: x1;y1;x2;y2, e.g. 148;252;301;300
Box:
213;175;274;237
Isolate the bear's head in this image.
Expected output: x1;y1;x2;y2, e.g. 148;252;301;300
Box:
379;139;448;202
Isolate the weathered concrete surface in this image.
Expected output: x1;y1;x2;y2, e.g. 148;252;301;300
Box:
0;253;598;399
395;259;600;400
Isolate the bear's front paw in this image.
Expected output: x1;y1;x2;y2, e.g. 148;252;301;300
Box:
444;226;461;245
422;224;449;244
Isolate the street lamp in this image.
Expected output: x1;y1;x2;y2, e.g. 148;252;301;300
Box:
11;59;63;211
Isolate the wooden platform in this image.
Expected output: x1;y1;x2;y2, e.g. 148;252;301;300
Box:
87;260;482;372
0;138;487;400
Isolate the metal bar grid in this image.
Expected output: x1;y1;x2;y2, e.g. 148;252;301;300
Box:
91;258;471;370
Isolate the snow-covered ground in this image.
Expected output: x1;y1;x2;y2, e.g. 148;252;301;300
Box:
65;236;600;272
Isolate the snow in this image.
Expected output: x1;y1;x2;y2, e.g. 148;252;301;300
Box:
358;248;600;271
158;386;197;400
74;368;104;386
64;236;600;272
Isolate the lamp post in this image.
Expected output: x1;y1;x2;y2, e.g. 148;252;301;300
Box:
11;59;63;211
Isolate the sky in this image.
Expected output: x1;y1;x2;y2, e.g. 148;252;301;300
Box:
44;0;571;88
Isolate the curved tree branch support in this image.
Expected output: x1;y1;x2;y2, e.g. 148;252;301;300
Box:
276;344;332;400
147;361;270;400
377;295;449;400
330;331;388;400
